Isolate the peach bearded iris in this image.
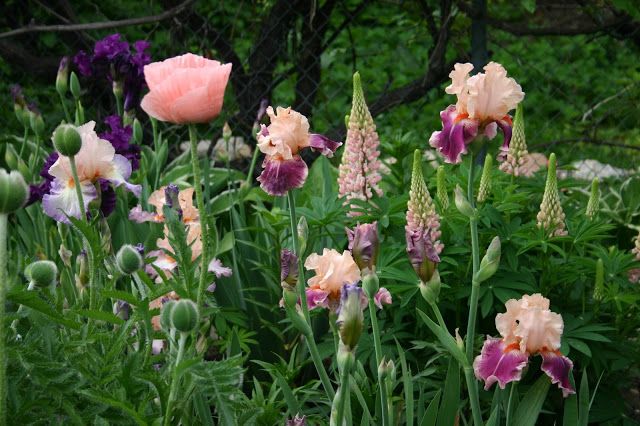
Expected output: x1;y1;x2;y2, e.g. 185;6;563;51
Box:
43;121;141;223
140;53;231;124
304;248;361;310
473;294;575;396
430;62;524;164
256;106;341;196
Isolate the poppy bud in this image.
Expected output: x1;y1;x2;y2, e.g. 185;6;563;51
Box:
160;300;177;333
116;244;144;275
171;299;199;333
0;169;28;214
52;124;82;157
25;260;58;287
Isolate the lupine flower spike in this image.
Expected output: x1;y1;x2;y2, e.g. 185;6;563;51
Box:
406;150;443;284
585;178;600;220
477;154;493;203
338;72;383;215
256;106;341;196
474;294;575;396
499;104;530;176
436;165;449;210
430;62;524;164
536;153;567;237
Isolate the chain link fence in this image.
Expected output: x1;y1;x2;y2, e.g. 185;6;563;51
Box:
1;0;639;179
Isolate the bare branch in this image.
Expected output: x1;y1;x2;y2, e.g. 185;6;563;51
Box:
0;0;195;39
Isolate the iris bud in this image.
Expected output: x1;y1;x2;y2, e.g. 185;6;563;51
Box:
454;185;475;218
70;72;81;99
475;236;501;283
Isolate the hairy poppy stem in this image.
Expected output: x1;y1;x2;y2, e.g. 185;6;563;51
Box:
0;214;7;425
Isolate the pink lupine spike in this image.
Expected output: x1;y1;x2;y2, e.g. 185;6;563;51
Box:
338;72;383;216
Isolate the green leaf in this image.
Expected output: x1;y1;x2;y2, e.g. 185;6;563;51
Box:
436;358;460;426
396;339;414;426
513;375;551;426
417;309;468;367
79;390;146;425
274;371;300;416
578;369;589;426
75;309;125;325
7;289;80;329
419;390;441;426
102;289;140;307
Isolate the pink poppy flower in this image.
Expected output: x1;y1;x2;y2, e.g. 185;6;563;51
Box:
430;62;524;164
140;53;231;124
473;294;574;396
256;106;341;196
43;121;140;223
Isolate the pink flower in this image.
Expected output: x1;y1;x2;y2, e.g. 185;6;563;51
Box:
473;294;574;397
256;106;341;196
430;62;524;164
43;121;140;223
374;287;392;309
304;248;361;310
208;258;232;278
140;53;232;124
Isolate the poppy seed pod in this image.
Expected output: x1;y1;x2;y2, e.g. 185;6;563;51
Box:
25;260;58;287
0;169;28;214
52;124;82;157
171;299;199;333
116;244;144;275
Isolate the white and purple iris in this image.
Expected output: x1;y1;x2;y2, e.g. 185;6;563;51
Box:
42;121;141;223
430;62;524;164
473;293;575;397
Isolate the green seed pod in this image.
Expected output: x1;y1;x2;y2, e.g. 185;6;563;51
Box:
171;299;199;333
25;260;58;287
52;124;82;157
160;300;177;333
70;71;81;100
116;244;143;275
0;169;28;214
475;236;501;283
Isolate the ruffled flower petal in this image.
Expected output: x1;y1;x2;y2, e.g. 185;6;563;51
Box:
309;134;342;157
429;106;479;164
42;180;97;223
257;156;309;196
306;288;329;310
129;205;159;223
473;337;529;390
208;258;232;278
374;287;392;309
540;351;575;397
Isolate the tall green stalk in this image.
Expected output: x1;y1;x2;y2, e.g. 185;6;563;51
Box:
188;125;210;310
164;332;187;426
368;296;389;426
0;214;8;425
287;191;335;400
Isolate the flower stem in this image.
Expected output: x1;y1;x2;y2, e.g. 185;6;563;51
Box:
464;365;484;426
465;153;480;362
18;126;28;160
164;332;187;426
69;155;86;221
0;214;8;425
189;125;210;310
287;190;335;400
368;297;389;426
59;93;71;123
245;141;260;186
334;365;351;426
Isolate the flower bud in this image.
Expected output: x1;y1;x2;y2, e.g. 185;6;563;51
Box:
17;160;31;182
344;114;350;129
475;236;501;283
171;299;199;333
280;249;299;287
4;146;18;170
586;177;599;220
75;250;89;293
362;272;380;299
297;216;308;255
116;244;144;275
29;106;45;139
336;284;364;350
282;287;298;310
336;342;356;372
160;300;177;333
112;79;124;100
378;357;395;381
132;119;143;145
0;169;28;214
70;71;81;99
454;185;475;218
52;124;82;157
347;222;379;272
436;165;449;210
25;260;58;287
56;56;70;97
477;154;493;203
113;300;130;321
223;122;232;141
418;269;441;304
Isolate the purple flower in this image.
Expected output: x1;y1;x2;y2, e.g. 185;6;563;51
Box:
208;258;232;278
473;337;528;390
99;115;140;170
74;51;93;76
374;287;392;309
280;249;299;285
